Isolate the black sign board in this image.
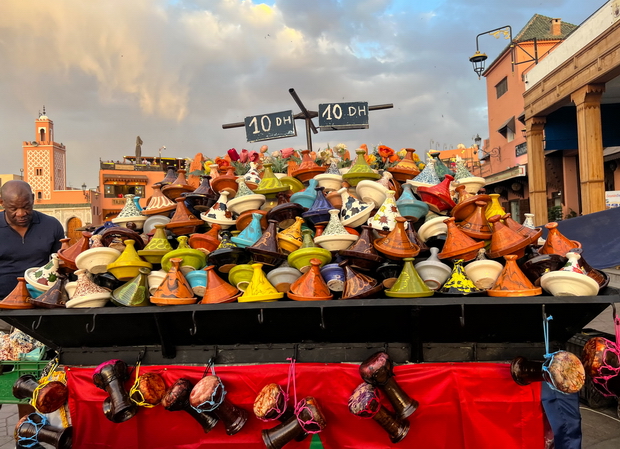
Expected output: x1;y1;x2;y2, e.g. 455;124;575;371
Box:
515;142;528;157
318;102;369;131
244;110;296;142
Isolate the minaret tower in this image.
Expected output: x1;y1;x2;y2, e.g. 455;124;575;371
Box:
22;107;67;201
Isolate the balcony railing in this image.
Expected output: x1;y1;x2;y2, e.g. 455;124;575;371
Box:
100;162;165;171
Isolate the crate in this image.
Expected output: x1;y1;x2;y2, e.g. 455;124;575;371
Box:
0;360;50;404
566;329;617;409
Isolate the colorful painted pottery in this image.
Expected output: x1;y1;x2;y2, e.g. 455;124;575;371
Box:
200;191;236;229
302;187;334;228
502;213;542;244
247;220;287;268
157;167;178;186
64;280;77;299
339;225;384;271
464;249;503;290
278;176;306;195
437;217;484;262
132;195;143;212
93;272;124;292
291;150;327;182
319;263;346;292
405;217;429;256
374;217;420;260
100;226;146;251
314;209;358;251
367;190;402;233
338;187;374;228
227;178;266;215
166;197;204;236
236;210;268;232
189;223;222;253
522;213;536;229
287;259;333;301
231;213;264;248
290;178;319;209
111;267;151;307
375;261;402;288
457;201;492;240
342;149;381;186
348;383;410;444
287;229;332;273
356;180;388;208
266;263;303;293
183;270;206;297
540;255;600;297
147;269;167;295
484;194;506;222
487;255;542;297
138;224;174;264
417;214;449;244
277;216;304;253
161;169;195;200
452;157;485;194
150;258;197;305
314;169;343;192
510;352;585;394
385;258;433;298
200;266;241;304
388;147;421;182
437;259;483;295
428;151;453;178
29;275;68;309
266;191;306;229
228;264;256;292
539;222;582;257
568;247;610;289
66;269;112;308
395;183;429;221
207;231;252;273
486;215;530;260
450;186;491;222
414;247;452;291
57;231;92;273
581;337;620;398
0;277;33;309
211;166;239;197
255;163;289;196
113;194;147;230
24;253;60;292
416;174;456;213
142;184;178;216
107;239;153;281
239;263;284;302
160;236;207;274
143;214;171;235
183;175;219;213
406;157;440;190
340;261;384;300
520;253;568;286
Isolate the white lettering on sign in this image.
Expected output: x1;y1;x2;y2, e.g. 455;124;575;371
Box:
348;105;367;116
248;115;273;134
321;104;343;121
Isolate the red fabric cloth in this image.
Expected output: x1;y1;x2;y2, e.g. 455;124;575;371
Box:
66;362;544;449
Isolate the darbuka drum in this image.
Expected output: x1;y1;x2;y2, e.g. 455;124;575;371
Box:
92;359;138;423
359;352;418;419
262;396;326;449
161;378;219;433
15;413;72;449
12;374;68;414
511;352;585;394
190;375;248;436
130;372;167;407
254;383;291;421
349;383;409;443
582;337;620;397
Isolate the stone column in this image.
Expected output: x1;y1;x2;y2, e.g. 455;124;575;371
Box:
571;84;606;214
525;116;547;226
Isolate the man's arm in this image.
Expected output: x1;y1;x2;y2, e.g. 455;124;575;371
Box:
50;219;65;254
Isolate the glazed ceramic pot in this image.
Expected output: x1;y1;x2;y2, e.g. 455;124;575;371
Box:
342;149;381;186
200;191;237;229
138;224;174;264
166;197;204;236
581;337;620;397
147;269;167;296
113;194;147;230
277;216;305;253
302;187;334;228
320;263;346;292
262;396;325;447
339;225;384;271
93;272;124;292
414;247;452;291
396;183;429;221
161;169;195;200
143;215;171;235
57;232;92;273
486;215;530;260
539;222;581;257
291;150;327;183
211;166;239;197
314;171;343;192
66;269;112;308
373;217;420;260
540;266;600;297
24;253;60;292
450;187;491;222
29;276;68;309
290;179;319;209
416;174;456;213
227;178;266;215
100;226;146;251
236;210;268;232
160;236;207;274
107;240;153;281
367;190;402;233
437;259;483;296
502;213;542;245
189;224;222;253
75;247;121;274
463;250;503;290
375;261;403;289
338;187;375;228
484;194;506;222
266;264;303;293
356;180;388;208
457;201;492;240
510;352;585;394
429;151;453;178
287;259;333;301
452;157;485;194
239;263;285;302
417;215;448;243
183;175;219;213
407;158;440;192
200;266;240;304
487;255;542;297
388;148;421;182
437;217;484;262
248;220;287;268
287;230;332;273
266;192;306;229
278;176;305;195
568;247;610;289
385;258;433;298
231;213;264;248
207;231;252;273
185;270;208;297
0;278;34;309
228;264;256;292
142;184;177;216
522;213;536;229
111;267;151;307
255;163;289;196
150;258;197;306
314;209;358;252
520;253;568;286
340;262;384;300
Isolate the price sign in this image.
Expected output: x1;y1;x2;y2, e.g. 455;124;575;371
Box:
244;110;296;142
318;102;369;131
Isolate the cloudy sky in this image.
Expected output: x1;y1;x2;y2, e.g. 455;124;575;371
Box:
0;0;601;188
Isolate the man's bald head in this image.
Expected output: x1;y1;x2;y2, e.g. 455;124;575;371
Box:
1;180;34;229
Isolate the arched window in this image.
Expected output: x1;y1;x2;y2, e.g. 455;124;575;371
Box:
39;129;46;142
37;192;42;200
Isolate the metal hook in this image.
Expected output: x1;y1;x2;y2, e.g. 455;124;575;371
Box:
292;343;298;362
136;347;146;364
319;307;326;330
459;304;465;328
32;316;43;331
85;315;96;333
189;310;198;336
258;308;264;325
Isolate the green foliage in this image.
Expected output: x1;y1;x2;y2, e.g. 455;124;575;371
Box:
548;205;563;222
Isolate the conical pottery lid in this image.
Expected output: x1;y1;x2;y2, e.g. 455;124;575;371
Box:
437;217;484;262
453;157;474;180
161;169;195;200
248;219;287;266
501;213;542;244
26;253;60;291
396;183;429;220
437;259;482;295
388;148;421;182
404;217;429;256
277;216;304;253
326;161;341;175
305;186;334;215
339;225;384;265
0;277;34;309
342;149;381;186
107;239;153;281
57;231;92;272
266;191;305;229
487;215;530;260
244;162;262;186
200;266;240;304
539;222;581;257
255;163;289;196
209;164;221;179
291;150;327;182
30;276;69;308
157;167;178;186
450;186;491;222
111;267;151;307
184;175;219;213
373;217;420;260
416;174;456;212
151;258;197;304
522;213;536;229
166;197;204;235
239;263;284;302
116;194;143;218
407;157;440;187
487;255;542;297
160;236;207;273
458;201;493;240
322;209;348;236
200;191;236;228
233;177;254;198
429;151;453;178
288;259;333;300
71;269;112;299
485;194;506;222
560;251;587;274
291;178;319;208
338;187;374;226
139;224;174;258
367;190;403;233
231;213;264;248
385;258;433;297
188;223;221;253
340;262;383;300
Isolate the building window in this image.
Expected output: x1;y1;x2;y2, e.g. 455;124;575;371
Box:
35;168;43;176
104;183;146;198
36;192;42;200
496;77;508;98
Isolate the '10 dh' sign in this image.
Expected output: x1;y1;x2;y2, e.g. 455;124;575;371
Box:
319;102;369;131
244;110;297;142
